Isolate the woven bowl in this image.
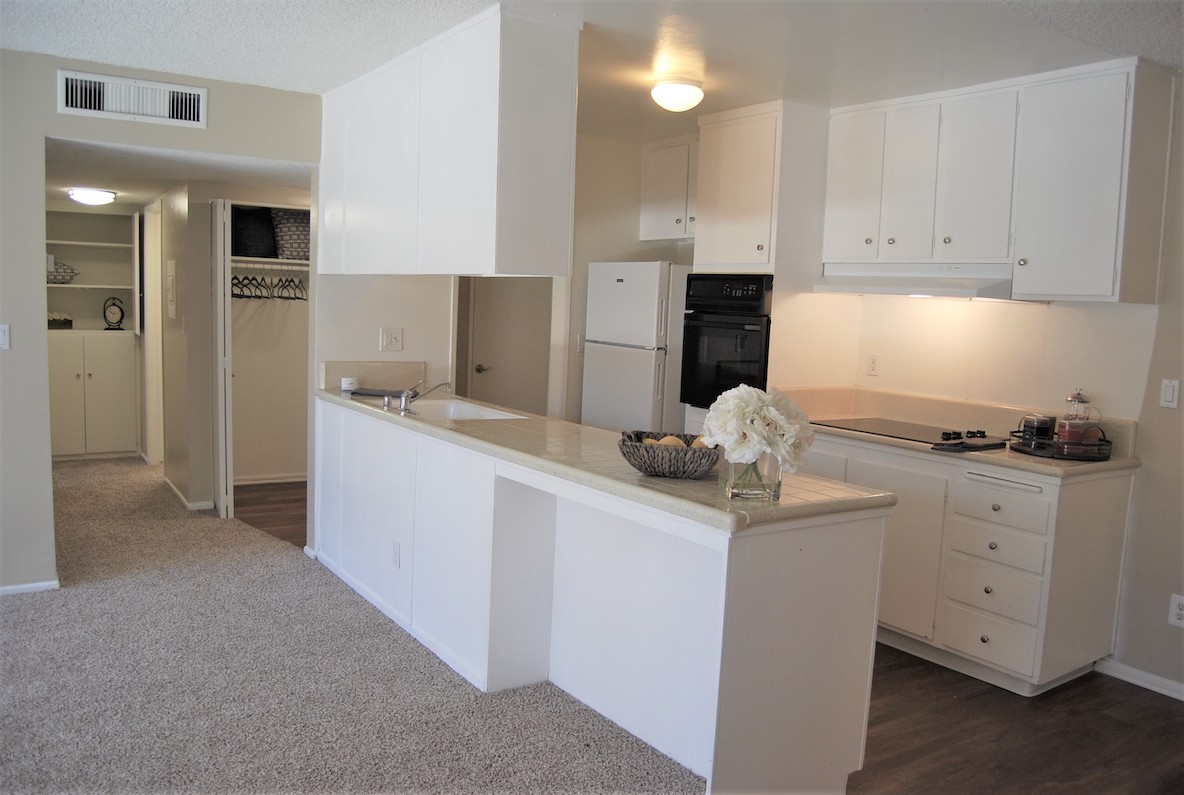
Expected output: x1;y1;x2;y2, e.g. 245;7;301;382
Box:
619;431;719;479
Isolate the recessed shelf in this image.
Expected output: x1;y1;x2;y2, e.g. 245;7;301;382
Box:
48;283;133;290
231;256;311;268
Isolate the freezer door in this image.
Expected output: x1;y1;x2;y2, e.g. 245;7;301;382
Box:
585;262;670;348
581;343;664;432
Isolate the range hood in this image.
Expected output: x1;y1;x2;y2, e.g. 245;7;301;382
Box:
813;262;1013;299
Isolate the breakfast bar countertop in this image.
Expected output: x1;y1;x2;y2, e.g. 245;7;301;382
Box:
316;389;895;534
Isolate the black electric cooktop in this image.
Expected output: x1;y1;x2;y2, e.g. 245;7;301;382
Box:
812;418;1008;451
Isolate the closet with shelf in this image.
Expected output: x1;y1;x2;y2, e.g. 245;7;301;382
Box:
217;201;311;497
46;210;140;332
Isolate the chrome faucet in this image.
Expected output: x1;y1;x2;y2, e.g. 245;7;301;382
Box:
379;378;424;411
398;381;452;414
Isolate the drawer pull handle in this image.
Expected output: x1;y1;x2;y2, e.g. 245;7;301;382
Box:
980;635;990;644
984;585;994;594
991;503;1001;512
988;541;998;550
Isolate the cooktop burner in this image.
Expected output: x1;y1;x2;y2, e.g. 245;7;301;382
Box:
812;418;1007;451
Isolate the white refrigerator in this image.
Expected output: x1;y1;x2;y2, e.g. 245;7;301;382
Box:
581;261;691;433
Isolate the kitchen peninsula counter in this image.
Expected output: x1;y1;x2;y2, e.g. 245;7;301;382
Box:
317;389;896;531
313;390;894;794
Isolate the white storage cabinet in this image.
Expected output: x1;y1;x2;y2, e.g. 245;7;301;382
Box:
1010;61;1175;302
318;9;579;276
805;434;1134;695
693;102;782;273
639;136;698;240
48;330;137;456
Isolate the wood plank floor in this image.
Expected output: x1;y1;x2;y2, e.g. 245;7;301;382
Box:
850;644;1184;793
226;484;1184;791
233;481;306;548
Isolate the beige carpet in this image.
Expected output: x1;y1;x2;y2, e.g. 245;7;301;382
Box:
0;458;705;794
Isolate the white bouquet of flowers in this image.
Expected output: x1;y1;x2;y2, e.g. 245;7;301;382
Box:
700;385;813;496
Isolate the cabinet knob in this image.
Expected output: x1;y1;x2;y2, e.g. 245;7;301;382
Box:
864;237;873;245
991;503;1001;512
87;373;93;379
980;635;990;644
75;373;82;380
688;216;695;223
675;218;682;224
887;237;896;245
943;236;952;244
756;244;764;251
988;541;998;550
1018;258;1028;267
984;585;994;594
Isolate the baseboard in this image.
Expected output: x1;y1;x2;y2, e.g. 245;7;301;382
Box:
1095;658;1184;702
303;545;317;560
163;476;215;511
0;579;60;596
234;474;307;485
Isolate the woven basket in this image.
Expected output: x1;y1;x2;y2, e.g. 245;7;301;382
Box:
619;431;718;479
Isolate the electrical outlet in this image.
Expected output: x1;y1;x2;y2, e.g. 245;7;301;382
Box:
379;327;403;352
1170;593;1184;628
867;353;879;376
392;541;401;570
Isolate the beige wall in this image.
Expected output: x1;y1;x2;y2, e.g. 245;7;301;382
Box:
0;50;319;588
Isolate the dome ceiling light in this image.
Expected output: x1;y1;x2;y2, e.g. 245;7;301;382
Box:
651;79;704;112
67;187;116;206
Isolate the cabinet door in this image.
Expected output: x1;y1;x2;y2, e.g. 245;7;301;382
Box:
822;112;885;260
878;104;940;261
933;91;1017;260
48;334;86;456
82;333;137;454
1011;72;1129;299
418;14;500;274
640;142;693;240
411;437;497;685
317;90;348;275
343;57;420;274
339;412;417;623
694;111;780;269
848;456;948;639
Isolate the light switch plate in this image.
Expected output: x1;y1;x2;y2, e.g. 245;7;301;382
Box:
1160;379;1180;409
0;324;9;350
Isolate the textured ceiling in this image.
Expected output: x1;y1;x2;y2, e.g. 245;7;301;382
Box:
4;0;1180;209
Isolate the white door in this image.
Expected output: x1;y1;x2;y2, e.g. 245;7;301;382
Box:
823;112;886;260
465;277;551;415
83;332;137;454
48;334;86;456
640;143;692;240
580;343;664;432
879;104;940;261
213;200;234;518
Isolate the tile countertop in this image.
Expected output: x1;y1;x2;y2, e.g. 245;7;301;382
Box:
316;390;895;535
809;419;1142;477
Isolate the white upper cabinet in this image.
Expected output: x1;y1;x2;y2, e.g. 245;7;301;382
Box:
639;137;697;240
318;8;579;276
933;91;1018;261
1011;62;1174;302
824;91;1017;264
878;104;941;261
693;102;782;273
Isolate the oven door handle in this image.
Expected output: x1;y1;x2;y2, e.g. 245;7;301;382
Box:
684;318;765;332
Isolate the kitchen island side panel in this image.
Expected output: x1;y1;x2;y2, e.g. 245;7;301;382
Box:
710;513;886;794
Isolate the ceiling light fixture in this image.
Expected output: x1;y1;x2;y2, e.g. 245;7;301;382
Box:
68;188;116;206
651;79;704;112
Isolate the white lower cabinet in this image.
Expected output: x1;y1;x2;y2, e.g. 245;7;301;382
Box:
409;436;496;684
807;435;1133;694
48;331;137;456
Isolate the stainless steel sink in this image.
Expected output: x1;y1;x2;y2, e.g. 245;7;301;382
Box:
349;393;523;420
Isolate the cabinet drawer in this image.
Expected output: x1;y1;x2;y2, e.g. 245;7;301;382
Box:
946;518;1047;574
943;555;1043;625
951;479;1050;534
938;602;1037;676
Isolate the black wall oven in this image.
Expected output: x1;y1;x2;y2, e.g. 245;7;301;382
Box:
679;274;774;410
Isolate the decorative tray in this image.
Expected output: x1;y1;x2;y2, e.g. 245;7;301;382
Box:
1008;430;1112;461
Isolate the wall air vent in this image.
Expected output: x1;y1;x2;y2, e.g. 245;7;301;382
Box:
58;70;207;128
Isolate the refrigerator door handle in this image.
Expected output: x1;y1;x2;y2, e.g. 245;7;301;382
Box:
587;339;665;352
654;357;664;402
656;296;667;339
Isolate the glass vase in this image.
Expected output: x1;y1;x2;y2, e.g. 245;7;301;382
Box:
724;451;782;500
